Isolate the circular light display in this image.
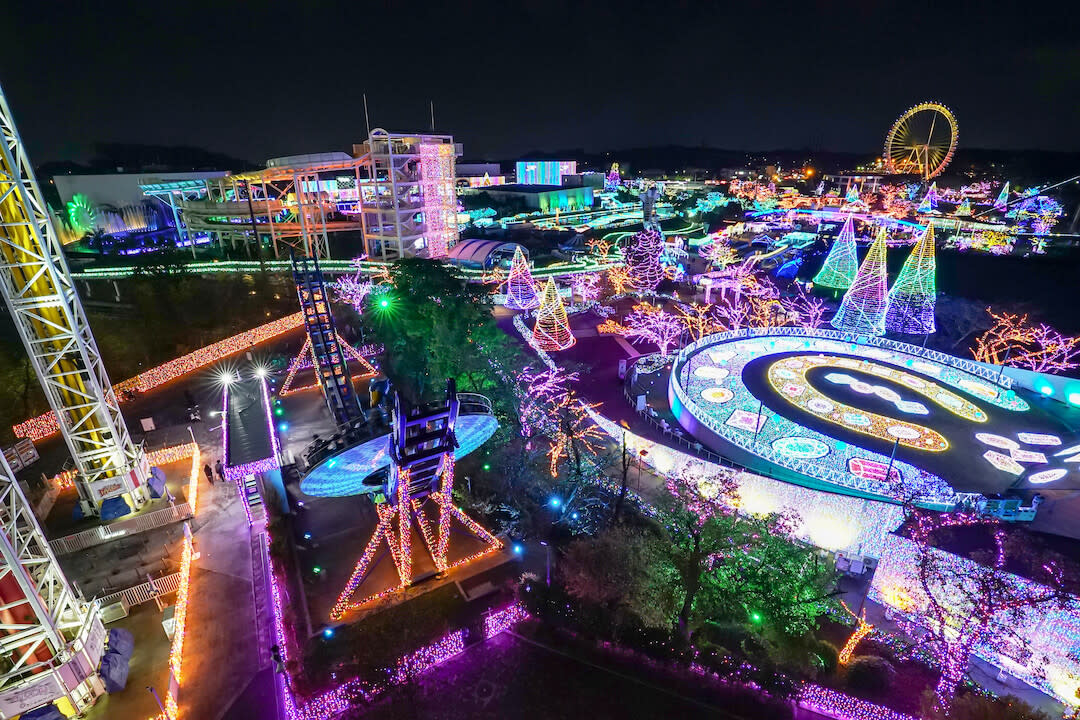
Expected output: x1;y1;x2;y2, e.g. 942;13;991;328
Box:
701;387;734;404
772;436;830;459
768;355;960;451
301;414;499;497
670;329;1033;504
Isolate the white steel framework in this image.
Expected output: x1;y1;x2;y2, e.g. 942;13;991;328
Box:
0;456;105;715
0;82;147;509
361;129;459;260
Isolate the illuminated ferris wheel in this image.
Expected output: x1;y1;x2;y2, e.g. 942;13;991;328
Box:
883;102;958;181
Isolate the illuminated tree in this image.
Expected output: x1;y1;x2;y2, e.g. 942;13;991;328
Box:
605;264;633;296
674;303;721;341
622;302;685;357
334;267;375;313
812;215;858;289
623;228;665;292
663;463;740;640
844;182;859;203
831;226;888;335
586;237;613;258
837;601;874;664
532;278;575;351
569;272;601;304
972;309;1080;373
955;198;971;217
779;291;827;329
505;246;540;309
903;512;1075;715
884;224;937;334
604;162;621;192
701;236;739;270
517;367;605;480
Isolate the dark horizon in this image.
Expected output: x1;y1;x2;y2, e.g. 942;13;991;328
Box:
5;0;1078;166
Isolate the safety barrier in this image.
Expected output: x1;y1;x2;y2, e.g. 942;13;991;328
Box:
49;503;192;555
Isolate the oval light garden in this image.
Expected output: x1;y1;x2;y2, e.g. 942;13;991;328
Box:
669;328;1077;509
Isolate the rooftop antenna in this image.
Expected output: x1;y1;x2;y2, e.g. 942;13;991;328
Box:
363;93;371;139
430;101;435;132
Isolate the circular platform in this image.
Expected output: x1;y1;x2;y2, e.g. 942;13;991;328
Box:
300;414;499;497
669;329;1077;506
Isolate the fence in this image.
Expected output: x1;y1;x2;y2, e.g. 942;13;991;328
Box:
50;503;192;555
98;572;183;610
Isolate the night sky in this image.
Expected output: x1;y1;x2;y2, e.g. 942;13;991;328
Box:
4;0;1079;166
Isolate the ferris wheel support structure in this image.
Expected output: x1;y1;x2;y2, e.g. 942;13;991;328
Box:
0;81;148;513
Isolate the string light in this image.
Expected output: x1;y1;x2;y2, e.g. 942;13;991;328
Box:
532;278;575;351
831;227;888;336
278;334;377;396
623;228;665;292
14;312;305;440
504;246;540;309
812;215;858;289
799;684;918;720
418;143;458;258
884;225;937;334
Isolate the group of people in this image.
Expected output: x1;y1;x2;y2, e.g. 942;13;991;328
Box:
203;459;225;485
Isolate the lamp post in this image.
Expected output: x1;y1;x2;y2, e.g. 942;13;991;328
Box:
539;540;551;587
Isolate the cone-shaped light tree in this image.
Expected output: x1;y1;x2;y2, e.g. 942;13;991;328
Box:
844;183;859;203
955;198;971;216
994;182;1010;212
532;278;576;351
885;225;937;334
831;226;889;335
917;182;939;213
812;215;858;289
505;246;540;309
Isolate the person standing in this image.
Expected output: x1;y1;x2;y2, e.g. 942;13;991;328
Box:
203;462;214;485
215;459;225;484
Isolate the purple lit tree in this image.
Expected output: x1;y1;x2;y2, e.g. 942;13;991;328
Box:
622;302;685;357
903;512;1075;716
623;228;665;292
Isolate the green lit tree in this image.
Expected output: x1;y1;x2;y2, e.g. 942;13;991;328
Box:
697;510;840;638
812;215;858;289
560;526;680;630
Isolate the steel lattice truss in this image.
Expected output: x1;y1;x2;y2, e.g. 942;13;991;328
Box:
331;383;501;618
0;83;144;505
0;458;88;689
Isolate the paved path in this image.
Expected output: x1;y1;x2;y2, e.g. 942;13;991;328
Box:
179;473;278;720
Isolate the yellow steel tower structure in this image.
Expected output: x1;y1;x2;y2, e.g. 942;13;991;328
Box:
0;82;148;512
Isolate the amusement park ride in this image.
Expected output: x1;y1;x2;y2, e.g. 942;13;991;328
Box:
329;381;502;619
0;82;125;714
166;130;461;262
882;102;958;181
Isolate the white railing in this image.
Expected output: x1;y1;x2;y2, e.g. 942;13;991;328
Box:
98;572;182;609
50;503;192;555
